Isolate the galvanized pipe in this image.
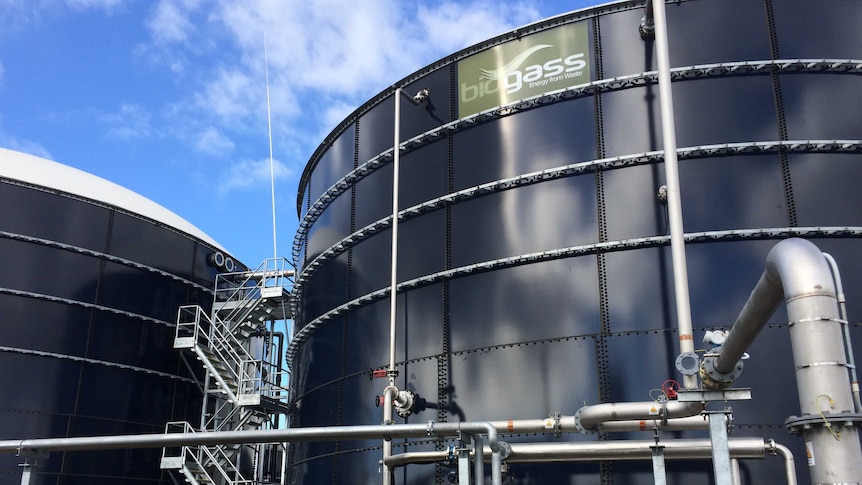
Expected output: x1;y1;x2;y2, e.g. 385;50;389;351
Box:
0;421;498;453
706;238;862;483
652;0;696;389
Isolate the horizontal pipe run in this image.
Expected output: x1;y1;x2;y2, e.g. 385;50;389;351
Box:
0;422;497;455
505;438;766;463
385;438;767;468
597;415;708;433
487;415;707;434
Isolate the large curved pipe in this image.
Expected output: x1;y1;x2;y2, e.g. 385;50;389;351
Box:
702;238;862;483
574;400;702;432
710;238;830;376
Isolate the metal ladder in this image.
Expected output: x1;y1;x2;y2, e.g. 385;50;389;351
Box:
162;258;293;485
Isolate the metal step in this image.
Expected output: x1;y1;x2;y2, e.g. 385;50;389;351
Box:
213;286;290;322
238;394;292;415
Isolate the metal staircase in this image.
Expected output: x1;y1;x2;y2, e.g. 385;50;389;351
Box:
161;258;293;485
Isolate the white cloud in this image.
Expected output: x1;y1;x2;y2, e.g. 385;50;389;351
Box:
194;126;234;156
133;0;551;178
0;130;53;160
146;0;196;45
218;157;293;194
194;67;258;122
102;103;158;140
416;1;542;53
64;0;123;10
163;1;539;141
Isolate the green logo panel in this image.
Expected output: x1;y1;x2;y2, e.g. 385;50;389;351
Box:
457;21;591;118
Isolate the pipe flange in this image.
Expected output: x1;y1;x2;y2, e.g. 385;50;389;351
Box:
785;412;862;435
550;412;562;438
700;356;743;390
639;17;655;40
394;390;416;418
573;408;591;434
675;352;700;376
498;441;512;461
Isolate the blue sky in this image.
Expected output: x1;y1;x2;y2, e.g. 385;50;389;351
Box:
0;0;598;267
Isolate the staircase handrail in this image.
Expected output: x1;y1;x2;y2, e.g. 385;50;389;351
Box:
175;305;203;345
209;318;257;370
162;421;252;485
177;305;255;401
213;258;294;325
203;399;240;433
239;359;290;403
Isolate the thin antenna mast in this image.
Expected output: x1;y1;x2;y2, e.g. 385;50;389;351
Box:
265;32;277;261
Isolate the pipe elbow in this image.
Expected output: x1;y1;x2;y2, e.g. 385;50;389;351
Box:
460;422;498;452
766;238;836;300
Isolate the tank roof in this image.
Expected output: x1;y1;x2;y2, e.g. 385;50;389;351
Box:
0;148;224;250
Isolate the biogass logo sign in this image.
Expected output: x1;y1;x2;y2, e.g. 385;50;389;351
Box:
457;21;590;118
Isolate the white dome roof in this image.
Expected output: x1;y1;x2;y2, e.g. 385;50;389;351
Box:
0;148;224;250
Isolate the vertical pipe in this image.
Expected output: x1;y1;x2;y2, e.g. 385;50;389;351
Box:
651;0;696;388
823;252;862;413
389;89;401;380
473;434;484;485
491;449;502;485
382;88;403;485
730;459;741;485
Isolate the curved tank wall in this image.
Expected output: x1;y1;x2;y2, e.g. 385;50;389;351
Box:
288;0;862;483
0;149;238;484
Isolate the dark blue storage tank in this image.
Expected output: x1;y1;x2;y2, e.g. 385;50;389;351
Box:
0;148;240;484
288;0;862;483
